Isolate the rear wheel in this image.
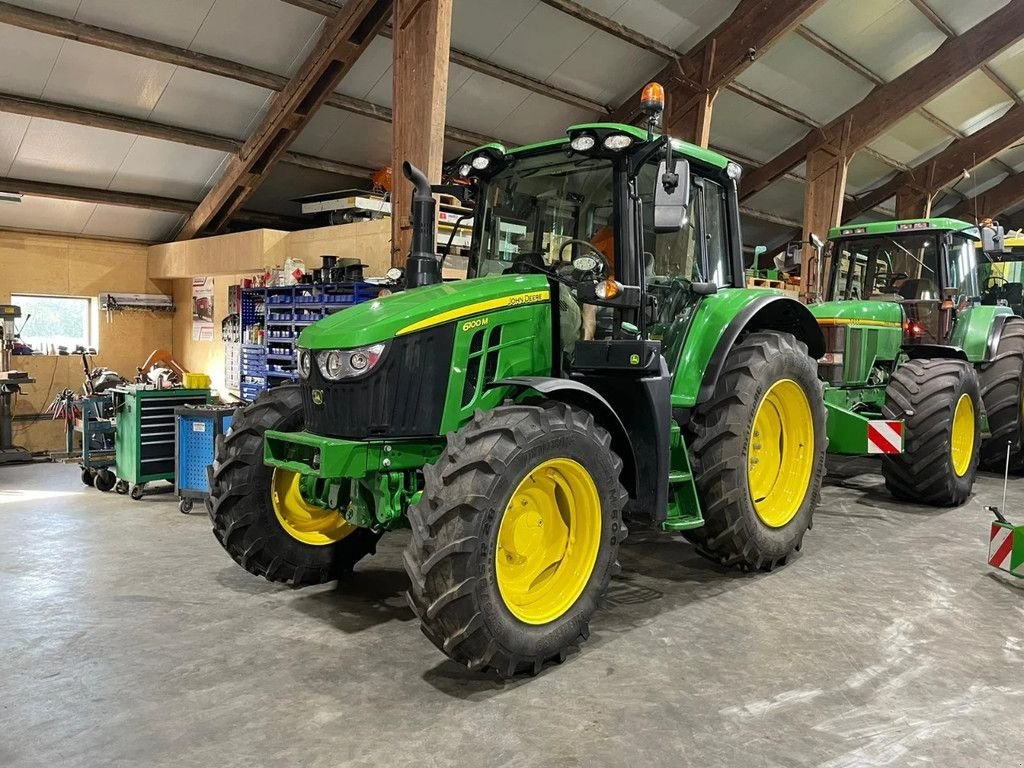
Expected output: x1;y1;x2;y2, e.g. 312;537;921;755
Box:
882;359;980;506
686;331;826;570
208;385;380;586
978;318;1024;473
404;403;627;677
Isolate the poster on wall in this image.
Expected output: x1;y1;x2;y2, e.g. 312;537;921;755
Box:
192;276;215;342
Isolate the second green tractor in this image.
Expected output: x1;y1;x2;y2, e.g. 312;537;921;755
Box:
807;218;1024;506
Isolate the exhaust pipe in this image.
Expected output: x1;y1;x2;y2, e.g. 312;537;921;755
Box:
402;161;440;288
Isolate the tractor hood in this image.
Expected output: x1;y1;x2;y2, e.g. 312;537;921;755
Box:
809;300;904;328
298;274;552;350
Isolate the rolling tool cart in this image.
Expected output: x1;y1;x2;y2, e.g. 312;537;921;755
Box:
112;385;209;500
174;404;234;514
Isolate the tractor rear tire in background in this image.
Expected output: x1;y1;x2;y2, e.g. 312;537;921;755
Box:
882;359;980;506
685;331;827;571
207;385;381;586
978;318;1024;473
404;403;628;678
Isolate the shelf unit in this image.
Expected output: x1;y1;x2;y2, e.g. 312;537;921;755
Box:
239;281;380;400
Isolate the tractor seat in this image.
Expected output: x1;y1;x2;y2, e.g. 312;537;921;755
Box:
898;279;938;301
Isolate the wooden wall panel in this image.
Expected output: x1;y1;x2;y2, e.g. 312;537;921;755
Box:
0;231;173;453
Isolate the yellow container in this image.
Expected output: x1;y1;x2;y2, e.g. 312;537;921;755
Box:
183;372;212;390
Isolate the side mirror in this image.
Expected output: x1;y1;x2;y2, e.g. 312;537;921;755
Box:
783;240;803;273
982;223;1007;255
654;159;690;233
810;232;824;250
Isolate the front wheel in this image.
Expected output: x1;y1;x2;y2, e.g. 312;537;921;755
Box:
404;403;628;677
94;469;116;492
207;385;380;586
685;331;827;571
882;359;980;506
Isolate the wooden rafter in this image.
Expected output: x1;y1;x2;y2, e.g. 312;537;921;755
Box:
907;0;1024;107
288;0;612;114
845;105;1024;221
794;25;1017;179
950;172;1024;221
537;0;680;60
0;92;375;179
176;0;392;239
742;0;1024;201
0;1;493;148
609;0;829;129
0;176;304;229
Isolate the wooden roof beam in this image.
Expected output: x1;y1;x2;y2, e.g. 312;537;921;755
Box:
845;104;1024;221
0;92;375;179
742;0;1024;201
950;172;1024;221
610;0;829;128
0;176;304;229
176;0;392;239
0;2;493;148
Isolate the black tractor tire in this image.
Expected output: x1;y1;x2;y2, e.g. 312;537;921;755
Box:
94;469;116;492
882;359;980;506
978;318;1024;473
207;385;381;586
80;468;95;487
684;331;827;571
404;403;628;678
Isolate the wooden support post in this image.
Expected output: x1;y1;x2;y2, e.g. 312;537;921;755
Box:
894;185;933;220
666;41;717;148
391;0;453;267
802;141;849;301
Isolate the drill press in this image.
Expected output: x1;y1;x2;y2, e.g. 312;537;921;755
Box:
0;304;33;465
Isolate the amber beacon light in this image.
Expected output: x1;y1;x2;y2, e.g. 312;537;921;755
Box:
640;82;666;118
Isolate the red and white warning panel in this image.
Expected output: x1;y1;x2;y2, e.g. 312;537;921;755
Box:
988;522;1022;576
867;420;903;454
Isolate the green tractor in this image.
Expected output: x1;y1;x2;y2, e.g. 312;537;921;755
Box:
807;217;1023;505
209;95;829;676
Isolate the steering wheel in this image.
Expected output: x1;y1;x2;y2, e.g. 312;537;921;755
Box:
985;275;1009;290
558;239;610;276
875;271;909;292
505;251;547;275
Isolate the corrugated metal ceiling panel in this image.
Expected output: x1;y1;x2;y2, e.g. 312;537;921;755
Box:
922;0;1010;34
924;72;1013;135
80;206;184;241
710;90;809;164
866;112;954;167
735;34;875;124
0;195;97;235
110;138;227;201
803;0;947;81
9;119;135;189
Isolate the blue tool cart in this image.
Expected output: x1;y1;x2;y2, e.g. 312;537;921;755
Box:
174;404;235;514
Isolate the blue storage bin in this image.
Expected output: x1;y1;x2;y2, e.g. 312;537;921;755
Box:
174;404;235;513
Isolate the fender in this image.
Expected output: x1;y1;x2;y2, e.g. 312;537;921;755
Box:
985;313;1017;360
671;290;825;408
950;304;1013;363
492;375;653;509
902;344;968;361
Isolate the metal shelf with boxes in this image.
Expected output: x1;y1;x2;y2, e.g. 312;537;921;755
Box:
238;281;380;401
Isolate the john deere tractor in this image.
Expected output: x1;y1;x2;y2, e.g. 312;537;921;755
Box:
208;90;828;676
809;217;1024;506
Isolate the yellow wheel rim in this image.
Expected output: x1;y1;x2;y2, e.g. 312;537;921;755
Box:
271;468;354;546
495;458;602;625
747;379;815;528
950;393;975;477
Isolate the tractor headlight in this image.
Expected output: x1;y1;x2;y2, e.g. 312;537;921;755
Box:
570;134;596;152
471;155;490;170
458;163;472;178
603;134;633;151
316;343;387;381
297;348;312;379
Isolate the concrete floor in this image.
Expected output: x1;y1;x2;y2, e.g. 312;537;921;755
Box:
1;461;1023;768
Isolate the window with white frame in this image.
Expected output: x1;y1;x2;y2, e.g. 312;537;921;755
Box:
11;294;97;353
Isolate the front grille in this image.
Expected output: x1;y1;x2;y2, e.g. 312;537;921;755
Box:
302;324;454;439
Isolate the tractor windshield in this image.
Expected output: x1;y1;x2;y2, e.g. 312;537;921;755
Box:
974;242;1024;314
828;233;941;302
469;153;615;278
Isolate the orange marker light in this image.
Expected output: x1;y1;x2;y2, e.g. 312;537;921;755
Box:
641;82;665;117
